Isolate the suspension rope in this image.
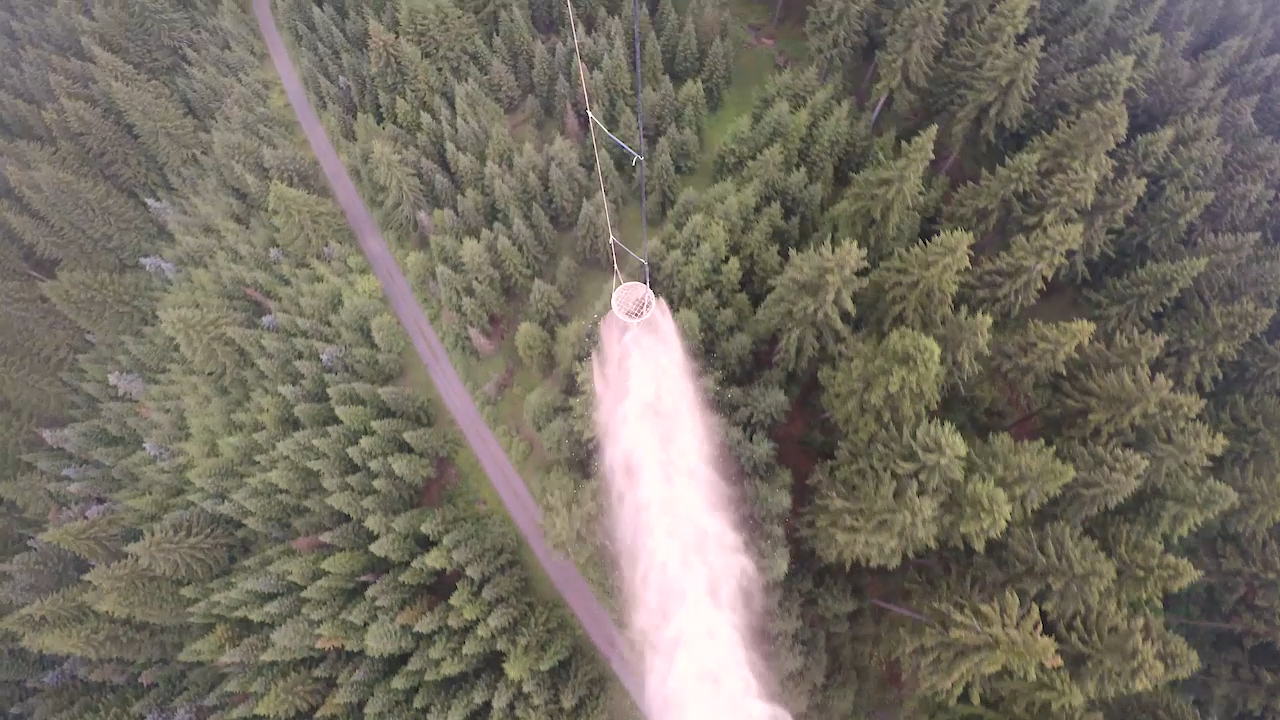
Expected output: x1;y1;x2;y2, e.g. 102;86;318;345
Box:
631;0;649;286
564;0;650;289
590;113;643;165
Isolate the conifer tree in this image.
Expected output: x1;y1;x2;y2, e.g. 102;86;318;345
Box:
48;91;160;192
675;79;709;135
935;0;1044;146
515;322;553;374
88;44;202;176
870;0;947;117
546;137;589;226
756;239;867;377
806;417;981;568
1086;257;1209;333
4;150;161;268
487;54;523;112
805;0;870;85
641;24;665;87
962;223;1085;319
38;516;125;567
156;305;243;378
126;511;233;582
533;41;558;116
862;229;974;333
655;0;680;70
667;125;701;174
701;35;731;109
827;125;938;259
897;589;1060;703
819;328;943;445
526;279;566;330
41;270;156;340
574;195;615;269
648;137;679;219
674;18;701;82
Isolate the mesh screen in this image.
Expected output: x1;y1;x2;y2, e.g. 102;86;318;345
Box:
612;281;655;322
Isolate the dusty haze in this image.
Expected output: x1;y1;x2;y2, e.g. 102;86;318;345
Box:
592;298;791;720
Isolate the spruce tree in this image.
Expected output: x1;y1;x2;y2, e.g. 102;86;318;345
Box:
963;223;1084;319
674;18;701;82
828;125;938;259
935;0;1044;146
805;0;871;85
862;229;974;333
655;0;680;70
514;322;553;374
701;36;731;109
870;0;947;118
40;270;156;340
574;195;615;269
756;239;867;378
648;137;679;219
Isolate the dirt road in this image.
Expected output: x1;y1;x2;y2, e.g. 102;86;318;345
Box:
252;0;643;710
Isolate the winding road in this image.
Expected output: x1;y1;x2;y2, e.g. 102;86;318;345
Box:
251;0;644;711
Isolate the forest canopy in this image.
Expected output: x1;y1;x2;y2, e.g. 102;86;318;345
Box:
3;0;1280;719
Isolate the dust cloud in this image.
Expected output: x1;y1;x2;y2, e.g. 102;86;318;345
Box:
592;298;791;720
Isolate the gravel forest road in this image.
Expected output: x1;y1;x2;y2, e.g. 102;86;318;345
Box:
252;0;644;710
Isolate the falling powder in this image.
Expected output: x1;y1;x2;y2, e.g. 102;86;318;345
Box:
592;298;791;720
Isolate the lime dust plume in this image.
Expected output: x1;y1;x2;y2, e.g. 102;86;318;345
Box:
592;298;791;720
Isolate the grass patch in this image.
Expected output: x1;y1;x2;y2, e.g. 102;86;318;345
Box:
508;100;539;147
727;0;810;57
553;227;618;321
568;274;616;330
691;46;778;189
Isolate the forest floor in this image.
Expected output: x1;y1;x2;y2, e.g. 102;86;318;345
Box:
772;379;821;540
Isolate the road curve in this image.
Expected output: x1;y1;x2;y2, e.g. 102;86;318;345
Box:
251;0;645;710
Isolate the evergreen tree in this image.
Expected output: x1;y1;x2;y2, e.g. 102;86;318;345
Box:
702;35;731;109
487;54;523;111
91;47;203;177
819;328;944;445
41;271;155;340
870;0;947;117
897;589;1060;702
574;195;615;269
515;322;553;373
648;137;679;219
674;18;701;82
962;223;1084;319
675;79;709;135
533;41;558;116
1086;257;1209;333
935;0;1044;146
862;229;974;333
526;279;566;329
655;0;680;70
828;125;938;259
805;0;871;85
756;239;868;378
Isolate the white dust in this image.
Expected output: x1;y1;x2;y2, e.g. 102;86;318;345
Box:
592;298;791;720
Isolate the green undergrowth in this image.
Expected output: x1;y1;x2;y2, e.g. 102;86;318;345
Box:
692;45;778;188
